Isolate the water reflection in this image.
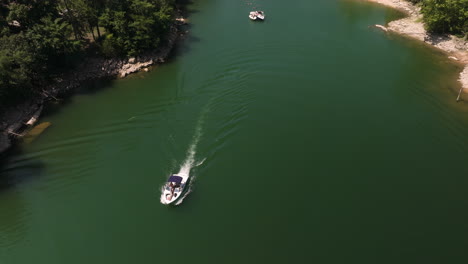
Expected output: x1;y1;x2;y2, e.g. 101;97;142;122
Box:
0;148;44;250
0;190;30;249
0;147;45;191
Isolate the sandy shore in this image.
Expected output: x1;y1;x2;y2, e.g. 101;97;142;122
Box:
361;0;468;94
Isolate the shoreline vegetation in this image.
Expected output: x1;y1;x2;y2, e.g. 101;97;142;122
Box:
0;0;189;155
363;0;468;97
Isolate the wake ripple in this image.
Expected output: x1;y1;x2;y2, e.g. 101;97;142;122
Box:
166;104;210;206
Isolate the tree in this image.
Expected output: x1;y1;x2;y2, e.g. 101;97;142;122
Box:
99;0;174;57
421;0;468;36
0;33;36;101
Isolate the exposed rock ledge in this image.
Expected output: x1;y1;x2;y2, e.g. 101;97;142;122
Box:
365;0;468;94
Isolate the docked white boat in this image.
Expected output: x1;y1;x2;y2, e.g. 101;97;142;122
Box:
249;11;265;21
160;174;188;205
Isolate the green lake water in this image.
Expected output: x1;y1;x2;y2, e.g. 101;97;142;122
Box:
2;0;468;263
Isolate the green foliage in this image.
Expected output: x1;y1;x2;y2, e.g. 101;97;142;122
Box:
29;17;82;56
101;34;121;57
100;0;174;57
4;0;59;31
0;33;36;102
421;0;468;36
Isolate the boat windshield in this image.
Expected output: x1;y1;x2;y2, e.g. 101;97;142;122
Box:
167;175;183;184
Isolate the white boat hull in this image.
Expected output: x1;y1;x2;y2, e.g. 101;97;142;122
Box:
160;173;189;205
249;11;265;21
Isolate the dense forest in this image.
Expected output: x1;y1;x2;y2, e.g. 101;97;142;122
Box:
0;0;176;109
409;0;468;35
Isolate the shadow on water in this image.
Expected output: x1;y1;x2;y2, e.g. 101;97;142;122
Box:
0;146;45;192
40;77;115;119
177;0;198;16
168;0;201;60
0;186;29;250
0;147;34;250
169;32;201;62
0;148;42;248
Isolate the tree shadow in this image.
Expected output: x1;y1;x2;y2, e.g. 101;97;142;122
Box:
424;33;451;45
167;0;202;61
177;0;199;17
0;180;30;248
167;31;201;62
37;77;116;120
0;145;41;248
0;145;45;192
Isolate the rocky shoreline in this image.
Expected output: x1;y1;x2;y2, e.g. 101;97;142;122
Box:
0;17;188;155
364;0;468;95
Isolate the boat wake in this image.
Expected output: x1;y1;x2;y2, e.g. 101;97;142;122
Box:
173;153;205;206
169;107;209;206
173;158;206;206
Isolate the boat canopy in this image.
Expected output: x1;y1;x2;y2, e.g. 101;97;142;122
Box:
168;175;183;183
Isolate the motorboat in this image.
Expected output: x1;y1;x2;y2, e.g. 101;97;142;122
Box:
160;174;188;205
255;11;265;20
249;11;265;21
249;11;257;20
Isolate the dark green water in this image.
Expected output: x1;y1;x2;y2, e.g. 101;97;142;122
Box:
2;0;468;263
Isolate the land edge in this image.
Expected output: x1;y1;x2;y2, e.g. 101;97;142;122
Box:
0;15;189;155
362;0;468;96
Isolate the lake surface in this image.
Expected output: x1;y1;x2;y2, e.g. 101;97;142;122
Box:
2;0;468;263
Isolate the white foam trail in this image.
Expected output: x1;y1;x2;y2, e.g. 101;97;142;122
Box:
195;158;206;167
173;105;211;205
177;114;204;177
173;157;205;205
174;176;194;205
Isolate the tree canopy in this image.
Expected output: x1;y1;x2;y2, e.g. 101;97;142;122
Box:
409;0;468;36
